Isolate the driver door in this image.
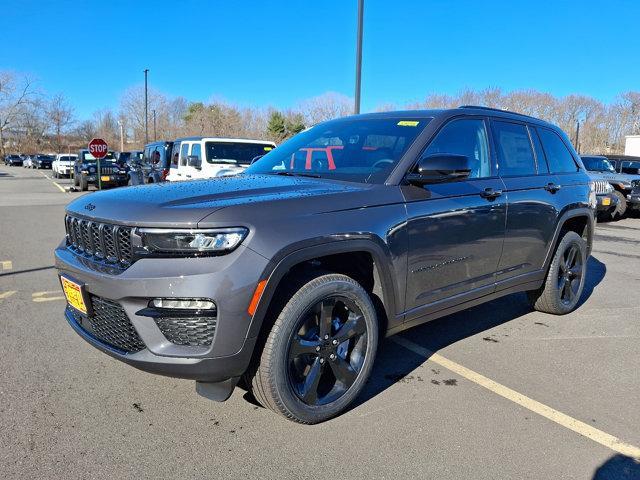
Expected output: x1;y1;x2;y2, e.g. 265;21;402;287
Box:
404;117;507;313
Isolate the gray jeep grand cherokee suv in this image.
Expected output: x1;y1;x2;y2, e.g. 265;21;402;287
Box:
55;107;595;423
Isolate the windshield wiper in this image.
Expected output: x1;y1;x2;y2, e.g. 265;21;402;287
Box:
273;171;321;178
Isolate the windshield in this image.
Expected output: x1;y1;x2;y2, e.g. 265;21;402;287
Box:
581;156;615;173
244;117;430;183
59;156;76;162
205;141;274;166
81;151;117;162
37;155;54;160
621;161;640;173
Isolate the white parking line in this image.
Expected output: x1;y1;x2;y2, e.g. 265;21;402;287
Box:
32;291;65;302
0;291;17;299
391;335;640;459
1;260;12;271
39;171;67;193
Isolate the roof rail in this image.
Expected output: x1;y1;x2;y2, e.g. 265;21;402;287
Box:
458;105;541;121
458;105;508;112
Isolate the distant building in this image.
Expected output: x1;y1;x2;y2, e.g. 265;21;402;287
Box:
625;135;640;156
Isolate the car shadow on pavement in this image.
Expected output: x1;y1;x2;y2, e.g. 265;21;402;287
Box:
352;255;607;409
592;454;640;480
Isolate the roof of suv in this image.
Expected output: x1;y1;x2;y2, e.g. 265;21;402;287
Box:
174;136;276;144
341;106;554;128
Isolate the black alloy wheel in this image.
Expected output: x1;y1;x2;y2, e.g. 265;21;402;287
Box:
287;296;368;406
558;243;583;306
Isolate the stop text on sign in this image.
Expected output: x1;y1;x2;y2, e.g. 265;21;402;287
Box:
88;138;108;159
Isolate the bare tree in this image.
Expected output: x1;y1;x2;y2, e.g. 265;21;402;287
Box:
0;71;37;156
296;92;352;126
47;93;75;153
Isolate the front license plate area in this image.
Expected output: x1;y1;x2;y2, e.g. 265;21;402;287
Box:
602;197;611;206
60;275;89;315
100;175;110;182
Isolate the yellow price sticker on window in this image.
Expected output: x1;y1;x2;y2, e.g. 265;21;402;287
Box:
397;120;420;127
264;146;273;151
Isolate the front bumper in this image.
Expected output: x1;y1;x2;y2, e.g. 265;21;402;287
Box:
55;243;269;383
86;174;128;185
596;193;618;212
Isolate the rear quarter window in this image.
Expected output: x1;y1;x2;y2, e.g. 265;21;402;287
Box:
537;128;579;173
492;120;537;176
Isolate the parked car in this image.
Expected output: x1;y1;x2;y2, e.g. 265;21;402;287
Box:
23;155;34;168
32;154;55;169
588;173;618;219
166;137;276;181
56;106;594;424
603;154;640;175
581;155;640;218
73;149;128;191
52;154;78;178
128;141;173;185
117;151;143;166
4;154;23;166
629;179;640;213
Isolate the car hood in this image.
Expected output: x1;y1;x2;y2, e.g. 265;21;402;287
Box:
594;171;640;183
65;174;385;227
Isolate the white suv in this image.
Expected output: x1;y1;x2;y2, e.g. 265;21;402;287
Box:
52;154;78;178
166;137;275;182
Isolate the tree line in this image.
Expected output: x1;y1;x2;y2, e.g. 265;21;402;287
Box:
1;69;639;156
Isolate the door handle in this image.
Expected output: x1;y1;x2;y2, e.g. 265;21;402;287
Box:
480;187;503;199
545;182;562;193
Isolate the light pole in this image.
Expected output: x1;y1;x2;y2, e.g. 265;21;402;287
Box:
117;120;125;152
144;68;149;144
354;0;364;114
153;109;157;141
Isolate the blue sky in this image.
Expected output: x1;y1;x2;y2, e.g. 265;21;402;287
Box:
2;0;639;119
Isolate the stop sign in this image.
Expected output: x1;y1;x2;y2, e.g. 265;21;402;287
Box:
88;138;108;159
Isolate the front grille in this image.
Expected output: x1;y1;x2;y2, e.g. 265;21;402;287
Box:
71;296;146;353
65;215;133;265
594;180;610;194
154;316;217;346
99;166;117;175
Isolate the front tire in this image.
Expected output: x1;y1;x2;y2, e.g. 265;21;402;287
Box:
79;175;88;191
611;190;627;219
528;231;587;315
248;273;378;424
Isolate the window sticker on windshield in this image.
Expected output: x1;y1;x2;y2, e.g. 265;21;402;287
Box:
264;146;273;151
397;120;420;127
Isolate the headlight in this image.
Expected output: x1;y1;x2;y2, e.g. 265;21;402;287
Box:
138;227;248;254
89;166;96;173
632;180;640;189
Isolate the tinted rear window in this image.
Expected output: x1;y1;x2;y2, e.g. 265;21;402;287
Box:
206;142;274;166
537;128;578;173
493;121;536;176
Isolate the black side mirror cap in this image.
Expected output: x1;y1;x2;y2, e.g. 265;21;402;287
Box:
407;153;472;185
186;155;202;169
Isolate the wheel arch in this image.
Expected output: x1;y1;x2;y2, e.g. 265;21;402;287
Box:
246;238;399;340
543;207;594;271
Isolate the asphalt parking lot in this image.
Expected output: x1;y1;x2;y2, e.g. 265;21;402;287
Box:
1;164;639;480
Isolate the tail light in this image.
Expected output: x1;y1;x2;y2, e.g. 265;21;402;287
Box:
161;169;169;181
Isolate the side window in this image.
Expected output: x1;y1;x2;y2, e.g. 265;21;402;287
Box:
170;142;181;168
180;143;189;166
529;126;549;174
191;143;202;160
421;118;491;178
537;128;578;173
492;121;536;176
143;147;152;163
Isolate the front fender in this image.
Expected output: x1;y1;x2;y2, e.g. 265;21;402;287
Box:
246;236;401;339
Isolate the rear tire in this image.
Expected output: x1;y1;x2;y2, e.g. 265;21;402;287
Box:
247;273;378;424
527;231;587;315
611;190;627;219
73;173;79;187
80;175;88;191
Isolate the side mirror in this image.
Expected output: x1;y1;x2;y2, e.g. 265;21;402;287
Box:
187;155;202;169
407;154;471;185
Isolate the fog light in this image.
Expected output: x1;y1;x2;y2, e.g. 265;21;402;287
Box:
150;298;216;310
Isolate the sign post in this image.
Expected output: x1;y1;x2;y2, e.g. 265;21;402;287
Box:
88;138;108;190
